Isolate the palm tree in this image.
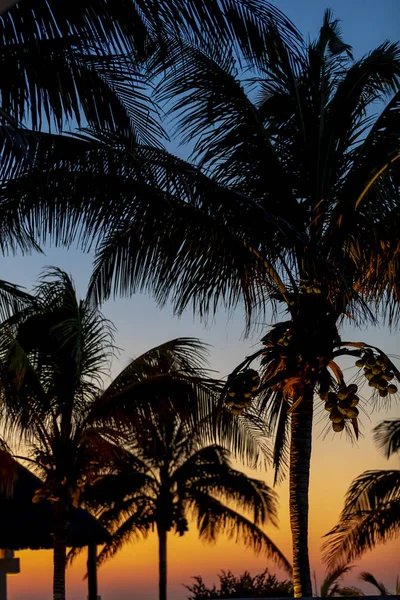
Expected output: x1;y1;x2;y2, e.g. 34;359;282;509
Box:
0;268;229;600
320;565;352;598
83;409;291;600
12;11;400;596
323;418;400;570
318;565;363;597
358;572;391;596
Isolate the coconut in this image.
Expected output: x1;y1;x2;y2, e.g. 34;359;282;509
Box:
231;407;243;415
387;384;398;394
366;356;376;366
319;391;329;401
227;391;236;397
332;421;345;432
225;399;234;407
347;384;358;395
382;372;394;381
329;407;344;423
350;395;359;407
376;357;387;367
325;399;336;412
355;359;364;368
343;407;359;419
372;366;382;375
337;388;348;401
379;388;389;398
365;372;374;381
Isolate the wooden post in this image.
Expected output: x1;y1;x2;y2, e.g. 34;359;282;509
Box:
87;543;98;600
0;550;20;600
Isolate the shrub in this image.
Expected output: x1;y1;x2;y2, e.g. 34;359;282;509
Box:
185;569;293;598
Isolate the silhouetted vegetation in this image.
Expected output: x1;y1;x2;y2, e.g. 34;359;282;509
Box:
185;569;293;599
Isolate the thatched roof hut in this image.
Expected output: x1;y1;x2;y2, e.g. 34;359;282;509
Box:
0;459;109;600
0;460;109;549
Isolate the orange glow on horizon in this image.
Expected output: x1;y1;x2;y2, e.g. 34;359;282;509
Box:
7;404;400;600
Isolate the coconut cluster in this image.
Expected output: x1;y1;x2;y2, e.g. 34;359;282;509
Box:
356;349;397;397
225;369;260;415
320;383;359;432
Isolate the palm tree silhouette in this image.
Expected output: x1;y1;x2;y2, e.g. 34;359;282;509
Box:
319;564;359;597
323;418;400;569
85;409;291;600
2;9;400;597
0;268;227;600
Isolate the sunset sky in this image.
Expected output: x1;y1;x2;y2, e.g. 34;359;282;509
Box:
3;0;400;598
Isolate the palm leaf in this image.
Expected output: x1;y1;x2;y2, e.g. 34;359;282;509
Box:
189;490;291;573
374;419;400;459
320;564;354;597
359;572;389;596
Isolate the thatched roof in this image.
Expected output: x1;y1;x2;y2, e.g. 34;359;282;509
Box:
0;461;110;550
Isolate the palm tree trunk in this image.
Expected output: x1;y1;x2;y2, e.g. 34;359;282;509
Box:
157;522;168;600
87;542;98;600
53;533;67;600
289;385;313;598
53;504;68;600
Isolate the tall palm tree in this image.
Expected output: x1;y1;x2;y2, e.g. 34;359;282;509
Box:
0;268;230;600
10;11;400;596
323;418;400;569
83;410;291;600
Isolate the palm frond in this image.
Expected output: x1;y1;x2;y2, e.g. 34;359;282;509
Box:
190;490;291;573
374;419;400;459
0;0;300;154
205;405;272;470
359;572;389;596
337;469;400;514
314;9;353;60
257;389;290;485
96;508;153;567
320;564;354;597
93;339;219;430
323;500;400;568
173;444;278;527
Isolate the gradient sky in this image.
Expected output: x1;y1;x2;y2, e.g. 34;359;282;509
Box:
3;1;400;598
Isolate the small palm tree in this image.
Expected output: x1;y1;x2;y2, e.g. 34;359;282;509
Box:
323;419;400;569
85;410;291;600
319;565;355;597
0;268;227;600
359;572;390;596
